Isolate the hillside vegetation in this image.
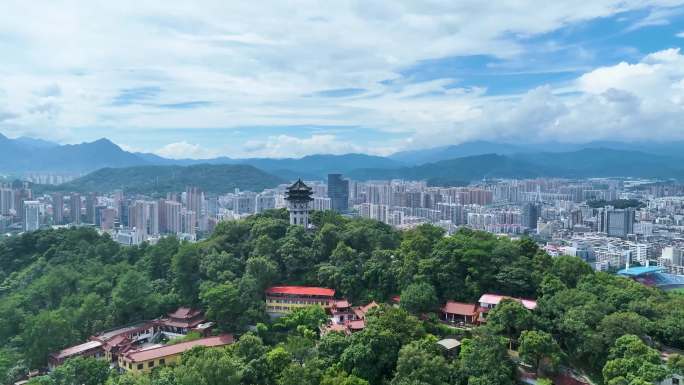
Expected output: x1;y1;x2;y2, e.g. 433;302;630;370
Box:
0;211;682;385
46;164;286;194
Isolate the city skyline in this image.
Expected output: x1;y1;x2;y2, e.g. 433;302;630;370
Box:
1;2;684;158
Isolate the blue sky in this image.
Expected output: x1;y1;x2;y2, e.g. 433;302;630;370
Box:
0;1;683;158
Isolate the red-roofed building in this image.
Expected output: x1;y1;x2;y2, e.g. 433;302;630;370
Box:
118;335;234;373
156;307;210;337
323;301;379;335
441;301;478;324
265;286;336;316
478;294;537;322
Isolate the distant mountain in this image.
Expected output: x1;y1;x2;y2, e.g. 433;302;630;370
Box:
13;136;58;149
389;141;527;164
51;164;286;195
390;140;684;165
349;154;542;185
350;149;684;185
137;152;404;178
0;136;150;173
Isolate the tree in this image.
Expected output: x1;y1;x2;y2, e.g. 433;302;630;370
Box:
391;338;451;385
400;282;438;315
320;369;369;385
486;299;534;340
602;335;668;385
112;269;156;324
598;312;649;347
50;357;111;385
519;330;562;375
200;282;248;332
171;243;201;305
460;333;516;385
245;256;278;290
550;256;593;288
175;346;243;385
273;306;328;334
23;310;74;368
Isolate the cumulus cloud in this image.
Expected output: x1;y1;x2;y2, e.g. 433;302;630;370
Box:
155;141;218;159
0;1;683;155
242;134;397;158
405;48;684;147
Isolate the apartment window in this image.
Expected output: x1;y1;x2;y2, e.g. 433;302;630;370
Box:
159;359;165;365
148;361;154;368
672;378;679;385
128;363;132;369
137;364;143;370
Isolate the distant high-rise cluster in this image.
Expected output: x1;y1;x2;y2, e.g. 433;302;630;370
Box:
3;174;684;277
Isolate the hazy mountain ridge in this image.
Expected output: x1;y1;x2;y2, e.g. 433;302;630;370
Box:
5;133;684;182
349;149;684;184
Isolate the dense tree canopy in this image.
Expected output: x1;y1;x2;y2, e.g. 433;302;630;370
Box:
0;210;681;385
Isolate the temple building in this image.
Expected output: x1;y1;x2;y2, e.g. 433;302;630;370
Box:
265;286;335;316
285;179;313;227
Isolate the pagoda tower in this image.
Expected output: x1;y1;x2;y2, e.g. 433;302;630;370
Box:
285;179;314;227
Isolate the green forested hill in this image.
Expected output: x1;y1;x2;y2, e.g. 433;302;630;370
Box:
47;164;286;195
0;212;682;385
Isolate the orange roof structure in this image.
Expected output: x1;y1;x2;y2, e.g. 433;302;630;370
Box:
266;286;335;297
442;301;478;316
123;335;234;363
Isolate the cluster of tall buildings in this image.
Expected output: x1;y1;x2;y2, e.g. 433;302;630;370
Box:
4;173;684;278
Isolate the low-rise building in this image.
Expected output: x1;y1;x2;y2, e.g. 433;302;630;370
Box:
441;301;478;324
265;286;336;316
477;294;537;322
48;340;104;370
118;335;234;373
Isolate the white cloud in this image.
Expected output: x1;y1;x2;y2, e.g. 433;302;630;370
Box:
0;1;683;155
242;134;397;158
155;141;218;159
677;31;684;37
404;47;684;147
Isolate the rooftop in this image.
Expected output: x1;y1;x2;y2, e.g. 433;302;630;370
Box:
124;335;233;363
478;294;537;310
168;307;202;319
437;338;461;351
442;301;478;316
51;340;102;360
617;266;664;276
266;286;335;297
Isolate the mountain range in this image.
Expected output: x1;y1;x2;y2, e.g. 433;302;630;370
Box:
3;133;684;188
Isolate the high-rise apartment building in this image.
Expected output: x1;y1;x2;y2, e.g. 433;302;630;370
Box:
0;188;13;215
162;200;182;234
522;203;539;231
52;193;64;225
600;208;635;239
327;173;349;212
85;192;97;224
69;193;82;224
23;201;40;231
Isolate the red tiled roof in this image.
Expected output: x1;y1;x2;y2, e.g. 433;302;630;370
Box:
353;301;379;319
347;320;365;330
442;301;477;316
334;300;351;308
391;295;400;303
124;335;234;363
266;286;335;297
168;307;202;319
